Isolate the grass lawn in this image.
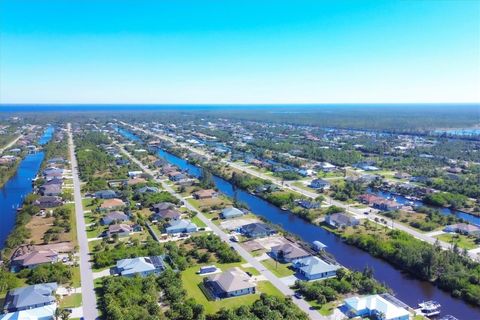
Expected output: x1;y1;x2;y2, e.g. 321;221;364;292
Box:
305;300;336;316
181;262;281;314
87;224;107;239
59;293;82;308
261;258;295;278
82;198;98;211
65;203;78;246
71;266;81;288
191;215;207;228
436;233;479;250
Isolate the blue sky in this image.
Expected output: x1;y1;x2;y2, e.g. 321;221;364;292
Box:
0;0;479;104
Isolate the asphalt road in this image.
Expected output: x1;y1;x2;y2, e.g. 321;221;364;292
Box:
115;141;326;320
68;124;99;320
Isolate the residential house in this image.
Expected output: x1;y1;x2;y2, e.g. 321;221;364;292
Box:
99;198;126;212
343;294;410;320
128;171;143;178
101;211;129;225
94;190;117;199
165;219;197;234
11;249;59;271
193;189;218;200
292;256;339;280
270;243;310;262
240;223;276;238
151;208;181;221
127;177;147;186
204;267;256;299
115;255;167;278
33;196;63;208
136;186;159;194
39;184;62;196
152;202;175;212
325;213;359;229
220;207;244;219
297;200;321;209
2;283;58;313
444;223;480;236
42;177;63;187
107;224;132;237
309;179;330;190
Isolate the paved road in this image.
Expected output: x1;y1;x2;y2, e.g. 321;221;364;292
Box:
0;134;22;154
68;123;99;320
121;123;475;258
115;141;326;320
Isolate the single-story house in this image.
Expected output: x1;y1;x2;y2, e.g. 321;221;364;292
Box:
325;213;359;229
292;256;339;281
116;159;130;166
0;303;57;320
193;189;218;200
127;177;147;186
115;255;167;277
42;177;63;186
170;173;188;182
240;223;276;238
309;179;330;190
220;207;244;219
152;202;175;212
204;267;256;299
94;190;117;199
128;171;143;178
444;223;480;236
151;208;181;221
99;198;126;212
2;283;58;313
101;211;129;225
297;200;321;209
33;196;63;208
165;219;197;234
39;184;62;196
10;249;59;271
343;294;410;320
270;243;310;262
136;186;159;194
107;224;132;237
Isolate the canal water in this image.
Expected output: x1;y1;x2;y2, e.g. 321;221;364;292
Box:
118;128;480;319
0;127;54;249
368;188;480;227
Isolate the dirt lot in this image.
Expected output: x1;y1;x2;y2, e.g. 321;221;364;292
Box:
26;215;55;244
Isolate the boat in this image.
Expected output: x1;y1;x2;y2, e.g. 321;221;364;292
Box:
419;301;441;316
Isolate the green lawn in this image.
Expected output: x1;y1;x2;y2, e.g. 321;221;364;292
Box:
87;224;107;239
191;215;207;228
82;198;99;211
181;262;282;314
436;233;479;250
59;293;82;308
71;266;81;288
261;258;295;278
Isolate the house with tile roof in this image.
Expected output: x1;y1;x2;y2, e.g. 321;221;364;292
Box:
204;267;256;299
10;249;58;271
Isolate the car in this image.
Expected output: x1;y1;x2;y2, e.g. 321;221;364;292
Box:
294;292;302;299
246;271;252;277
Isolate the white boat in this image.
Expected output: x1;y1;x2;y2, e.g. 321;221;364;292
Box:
419;301;441;316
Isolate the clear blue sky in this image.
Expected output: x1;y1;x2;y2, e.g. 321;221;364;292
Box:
0;0;479;104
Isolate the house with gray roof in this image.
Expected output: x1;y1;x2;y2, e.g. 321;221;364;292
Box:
152;202;175;212
94;189;117;199
165;219;197;234
115;255;167;277
2;283;57;312
101;211;129;225
39;184;62;196
151;208;181;221
240;223;276;238
325;213;359;229
220;207;244;219
270;243;310;262
204;267;256;299
136;186;159;194
292;256;339;280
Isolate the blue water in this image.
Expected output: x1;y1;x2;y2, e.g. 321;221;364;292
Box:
369;189;480;226
0;127;54;249
114;127;480;319
434;128;480;137
113;126;141;142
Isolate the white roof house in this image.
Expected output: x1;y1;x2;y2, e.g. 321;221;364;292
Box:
343;294;410;320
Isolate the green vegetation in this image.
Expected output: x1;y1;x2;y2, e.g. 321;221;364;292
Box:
343;226;480;306
424;192;469;210
261;258;294;278
186;234;242;264
436;233;479;250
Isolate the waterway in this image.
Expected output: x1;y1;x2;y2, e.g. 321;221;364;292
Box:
118;127;480;320
0;127;54;249
368;188;480;226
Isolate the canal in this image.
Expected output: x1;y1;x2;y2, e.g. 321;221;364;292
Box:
118;127;480;319
0;127;54;249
